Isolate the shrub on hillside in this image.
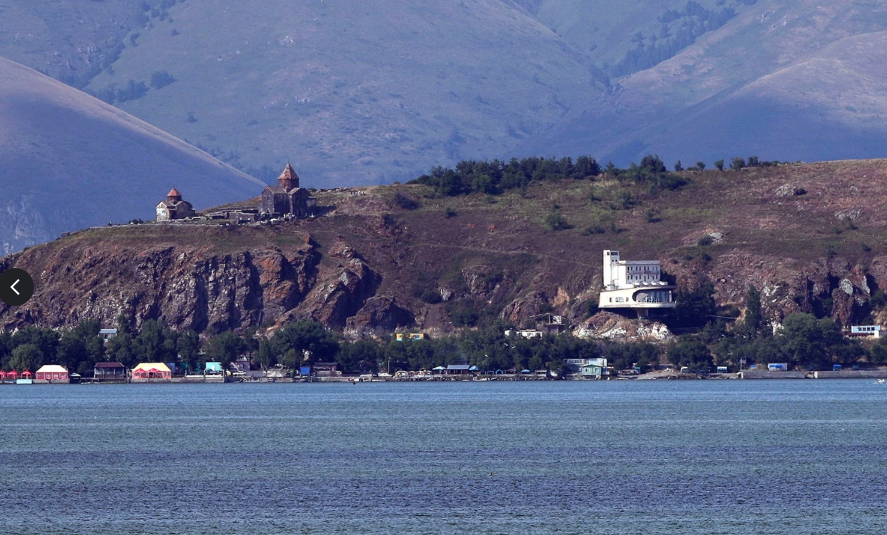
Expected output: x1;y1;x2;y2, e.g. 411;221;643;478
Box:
150;70;176;90
394;191;420;210
546;212;572;231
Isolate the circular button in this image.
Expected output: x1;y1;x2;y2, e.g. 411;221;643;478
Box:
0;268;35;306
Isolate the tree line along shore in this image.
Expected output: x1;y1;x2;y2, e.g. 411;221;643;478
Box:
2;296;886;381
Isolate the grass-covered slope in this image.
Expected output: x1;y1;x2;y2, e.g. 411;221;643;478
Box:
0;57;265;254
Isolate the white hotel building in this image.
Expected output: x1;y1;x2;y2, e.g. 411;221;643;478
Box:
598;250;676;313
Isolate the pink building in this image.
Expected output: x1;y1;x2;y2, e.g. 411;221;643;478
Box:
35;365;69;383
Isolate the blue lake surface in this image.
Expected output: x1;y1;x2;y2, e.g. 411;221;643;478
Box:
1;380;886;534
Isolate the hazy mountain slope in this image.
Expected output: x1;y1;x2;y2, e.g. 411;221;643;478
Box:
83;0;597;186
0;57;265;254
0;1;182;88
4;0;887;189
525;0;756;76
525;0;887;165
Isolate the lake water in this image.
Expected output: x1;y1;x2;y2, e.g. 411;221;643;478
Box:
1;380;886;534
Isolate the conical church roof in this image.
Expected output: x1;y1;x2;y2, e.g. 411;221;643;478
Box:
278;163;300;183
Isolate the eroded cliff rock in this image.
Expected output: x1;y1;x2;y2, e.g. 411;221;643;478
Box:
0;230;399;335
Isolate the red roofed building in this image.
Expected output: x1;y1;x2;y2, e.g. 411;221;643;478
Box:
35;365;69;383
260;164;316;218
156;187;197;221
132;363;172;381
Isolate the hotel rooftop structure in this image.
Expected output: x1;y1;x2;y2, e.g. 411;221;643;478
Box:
599;250;676;313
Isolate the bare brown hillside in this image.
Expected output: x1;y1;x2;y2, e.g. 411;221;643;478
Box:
2;159;887;336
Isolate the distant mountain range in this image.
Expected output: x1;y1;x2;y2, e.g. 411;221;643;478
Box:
1;0;887;223
0;57;264;254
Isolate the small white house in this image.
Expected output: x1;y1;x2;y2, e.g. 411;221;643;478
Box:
566;357;608;374
599;250;676;312
849;325;882;338
99;329;117;340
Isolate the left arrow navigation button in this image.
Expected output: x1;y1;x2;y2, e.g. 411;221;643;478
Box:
0;268;34;306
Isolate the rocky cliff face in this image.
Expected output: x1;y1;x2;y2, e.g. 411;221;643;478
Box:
668;252;887;328
0;227;410;336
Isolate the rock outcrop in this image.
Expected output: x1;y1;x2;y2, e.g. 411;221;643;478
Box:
575;312;672;343
0;229;392;335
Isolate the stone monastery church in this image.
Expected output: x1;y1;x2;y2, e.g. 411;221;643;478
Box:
155;187;196;221
155;164;316;222
260;163;316;218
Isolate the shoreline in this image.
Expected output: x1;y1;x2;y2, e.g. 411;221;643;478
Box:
3;368;887;385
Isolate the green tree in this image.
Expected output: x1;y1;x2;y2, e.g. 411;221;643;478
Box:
11;326;59;363
742;286;763;339
871;337;887;364
669;282;717;329
58;319;104;376
730;157;746;171
9;343;43;372
256;339;275;371
338;340;382;374
667;340;713;370
176;330;201;372
204;331;246;371
149;70;176;90
780;313;845;369
269;320;339;365
714;159;725;171
132;319;177;363
106;314;136;367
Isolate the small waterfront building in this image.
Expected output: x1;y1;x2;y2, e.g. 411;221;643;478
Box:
232;357;251;373
848;325;883;338
395;333;426;341
598;250;676;314
566;357;608;374
260;164;317;218
517;329;543;339
312;362;340;377
35;365;69;383
94;362;126;381
580;363;606;378
446;364;471;375
205;362;224;375
156;187;197;221
99;329;118;340
132;363;172;380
